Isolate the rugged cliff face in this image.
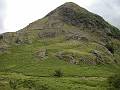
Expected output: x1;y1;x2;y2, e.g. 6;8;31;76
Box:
0;2;120;65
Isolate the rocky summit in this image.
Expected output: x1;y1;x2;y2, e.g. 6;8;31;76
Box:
0;2;120;90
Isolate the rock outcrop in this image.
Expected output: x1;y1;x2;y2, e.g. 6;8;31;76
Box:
35;49;48;60
0;2;120;65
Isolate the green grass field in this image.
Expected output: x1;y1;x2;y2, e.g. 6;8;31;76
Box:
0;2;120;90
0;37;120;90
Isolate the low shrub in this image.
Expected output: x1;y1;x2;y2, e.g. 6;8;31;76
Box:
53;69;63;77
105;42;114;54
107;74;120;90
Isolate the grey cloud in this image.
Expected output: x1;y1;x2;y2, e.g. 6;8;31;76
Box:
0;0;6;33
0;0;120;34
88;0;120;29
115;0;120;5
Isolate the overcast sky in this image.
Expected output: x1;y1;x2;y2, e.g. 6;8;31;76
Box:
0;0;120;33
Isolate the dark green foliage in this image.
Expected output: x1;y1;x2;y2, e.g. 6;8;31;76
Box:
53;69;63;77
9;79;35;90
9;79;52;90
22;80;35;89
0;35;3;40
109;26;120;39
105;42;114;54
35;84;50;90
9;79;21;90
9;80;17;90
107;74;120;90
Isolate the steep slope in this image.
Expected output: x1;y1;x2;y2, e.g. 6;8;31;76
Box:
1;2;120;44
27;2;120;39
0;2;120;90
0;2;120;64
0;2;120;65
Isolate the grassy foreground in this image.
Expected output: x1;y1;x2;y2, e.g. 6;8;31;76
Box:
0;2;120;90
0;38;120;90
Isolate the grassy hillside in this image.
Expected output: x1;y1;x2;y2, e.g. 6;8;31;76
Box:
0;35;120;90
0;2;120;90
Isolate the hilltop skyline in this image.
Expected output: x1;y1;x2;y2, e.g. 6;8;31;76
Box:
0;0;120;33
0;2;120;90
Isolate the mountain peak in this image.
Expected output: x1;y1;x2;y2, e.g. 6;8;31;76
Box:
62;2;80;7
28;2;120;39
63;2;76;4
46;2;108;29
45;2;82;17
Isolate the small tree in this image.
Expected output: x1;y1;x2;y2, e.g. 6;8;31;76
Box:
53;69;63;77
107;74;120;90
9;80;19;90
105;42;114;54
22;80;35;89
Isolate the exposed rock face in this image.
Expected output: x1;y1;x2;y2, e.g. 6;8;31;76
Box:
90;50;114;64
0;46;7;54
35;49;48;60
56;49;115;65
0;2;119;65
56;51;96;65
56;52;95;65
15;38;23;44
1;2;119;44
0;32;32;45
38;31;57;38
65;33;88;41
90;50;104;64
46;2;120;37
56;51;79;64
0;48;6;53
15;37;32;44
79;57;97;65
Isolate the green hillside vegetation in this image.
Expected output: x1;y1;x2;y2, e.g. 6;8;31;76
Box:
0;2;120;90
